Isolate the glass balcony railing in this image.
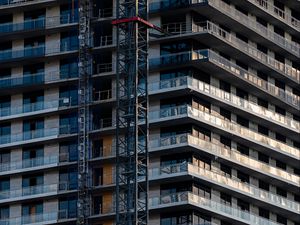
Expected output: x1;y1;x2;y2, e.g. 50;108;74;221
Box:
0;98;74;118
150;162;300;212
0;0;53;7
150;191;283;225
0;182;71;201
149;49;300;108
0;210;72;225
0;42;78;62
246;0;300;30
149;76;300;132
0;155;58;173
0;125;77;146
0;15;78;34
150;0;300;56
150;105;300;159
0;70;78;89
158;21;300;83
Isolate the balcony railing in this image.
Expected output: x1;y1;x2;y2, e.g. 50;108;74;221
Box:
150;105;300;159
92;118;114;130
94;35;114;47
95;63;113;74
0;98;74;118
150;0;300;56
0;182;71;201
159;21;300;82
97;8;114;18
0;155;58;173
93;89;113;102
0;0;53;7
0;125;77;146
150;162;300;212
0;210;73;225
150;191;282;225
150;133;299;185
149;76;300;132
149;49;300;108
246;0;300;30
0;15;78;34
0;42;78;62
0;70;78;89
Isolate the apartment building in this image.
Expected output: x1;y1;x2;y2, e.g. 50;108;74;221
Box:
0;0;299;225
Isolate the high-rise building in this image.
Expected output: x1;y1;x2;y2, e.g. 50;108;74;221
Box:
0;0;299;225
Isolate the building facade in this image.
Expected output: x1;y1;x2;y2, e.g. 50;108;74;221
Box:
0;0;299;225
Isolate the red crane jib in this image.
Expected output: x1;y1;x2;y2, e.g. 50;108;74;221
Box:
112;16;165;33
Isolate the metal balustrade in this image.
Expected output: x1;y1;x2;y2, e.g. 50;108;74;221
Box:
247;0;299;30
0;15;78;34
149;49;300;108
158;21;300;82
0;98;74;118
149;76;300;132
150;162;300;212
150;191;283;225
149;132;299;185
150;0;300;56
92;118;114;130
93;89;113;102
97;8;114;18
149;105;300;158
95;35;114;47
0;0;50;7
96;63;113;74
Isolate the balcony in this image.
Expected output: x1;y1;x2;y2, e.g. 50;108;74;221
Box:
150;0;300;59
242;0;299;31
0;182;71;203
150;105;300;163
155;21;300;85
150;191;283;225
96;8;114;19
93;35;115;50
0;155;58;175
93;89;113;102
0;15;78;37
0;210;73;225
149;133;299;188
149;76;299;135
150;162;300;214
0;98;75;120
0;71;78;92
0;0;56;8
0;42;78;64
149;49;300;111
92;118;115;131
0;125;77;148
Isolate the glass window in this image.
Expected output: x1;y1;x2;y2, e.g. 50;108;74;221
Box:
23;119;44;140
0;123;10;144
59;197;77;219
59;86;78;106
59;142;78;162
22;202;43;224
59;113;78;134
60;0;78;24
23;91;44;112
0;206;9;220
0;96;10;117
59;168;78;190
60;58;78;79
61;31;79;51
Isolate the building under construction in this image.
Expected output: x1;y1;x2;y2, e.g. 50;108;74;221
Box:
0;0;299;225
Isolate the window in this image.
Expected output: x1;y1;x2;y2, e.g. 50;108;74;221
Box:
0;151;10;165
23;91;44;112
24;10;45;29
220;163;231;177
220;192;231;206
59;86;78;106
23;119;44;140
258;125;268;135
0;206;9;220
237;199;249;212
59;168;78;190
237;171;249;183
257;98;268;108
277;215;287;225
60;0;78;24
259;208;269;219
0;96;10;116
276;187;287;197
60;31;79;51
22;202;43;224
220;80;230;92
0;178;10;197
236;115;249;128
22;175;43;195
237;143;249;156
220;108;231;121
276;160;286;170
258;152;269;163
259;180;269;191
59;113;78;134
276;133;286;143
59;197;77;219
220;136;231;149
0;123;10;144
60;58;78;79
23;146;44;168
59;142;78;162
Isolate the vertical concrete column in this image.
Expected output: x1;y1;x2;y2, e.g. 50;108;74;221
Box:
10;205;21;220
45;61;60;82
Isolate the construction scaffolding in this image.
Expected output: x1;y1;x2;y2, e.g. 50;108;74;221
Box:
113;0;149;224
77;0;92;224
